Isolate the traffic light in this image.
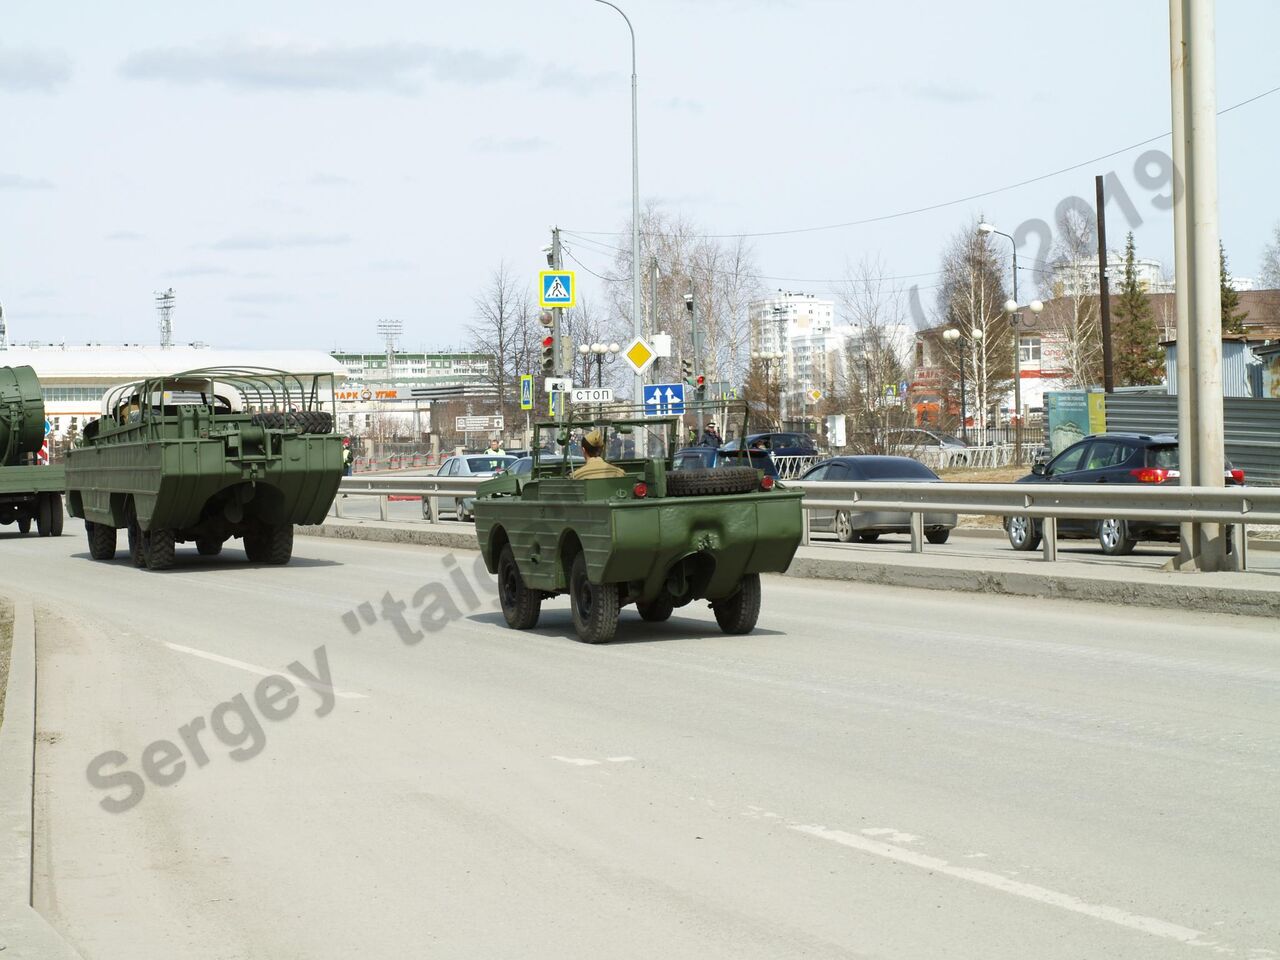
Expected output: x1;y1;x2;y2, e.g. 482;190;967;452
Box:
694;374;706;399
681;358;693;383
541;334;556;374
559;337;575;373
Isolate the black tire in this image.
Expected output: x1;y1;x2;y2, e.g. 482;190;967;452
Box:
250;524;293;564
17;516;31;535
856;532;880;543
48;494;64;537
1098;518;1137;556
250;412;289;430
243;532;266;562
498;544;541;629
35;494;53;536
145;527;176;570
636;593;675;623
126;503;146;568
1006;516;1042;551
86;521;118;560
569;552;620;644
665;467;759;497
833;510;855;543
196;537;223;556
925;529;950;545
713;574;762;635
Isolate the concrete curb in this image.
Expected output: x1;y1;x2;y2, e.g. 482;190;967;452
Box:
0;601;85;958
302;518;1280;619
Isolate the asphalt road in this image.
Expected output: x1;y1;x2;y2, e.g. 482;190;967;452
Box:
3;521;1277;959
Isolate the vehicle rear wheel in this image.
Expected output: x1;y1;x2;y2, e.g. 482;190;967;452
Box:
569;552;620;644
196;537;223;556
636;593;675;623
35;494;53;536
86;521;118;560
856;532;880;543
713;574;761;635
1098;518;1137;556
144;527;176;570
1006;516;1041;551
248;524;293;564
17;516;31;535
126;504;146;568
833;510;855;543
925;529;950;545
47;495;64;536
498;544;540;629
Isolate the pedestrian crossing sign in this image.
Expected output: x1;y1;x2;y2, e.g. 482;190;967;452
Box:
539;270;576;308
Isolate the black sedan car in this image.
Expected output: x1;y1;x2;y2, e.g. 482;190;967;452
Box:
799;456;956;544
1004;432;1244;555
721;432;817;457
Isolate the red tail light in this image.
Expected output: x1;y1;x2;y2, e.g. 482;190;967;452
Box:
760;475;775;491
632;482;648;499
1230;468;1245;483
1130;468;1170;483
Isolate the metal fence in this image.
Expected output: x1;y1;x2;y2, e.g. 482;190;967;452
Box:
1104;394;1280;486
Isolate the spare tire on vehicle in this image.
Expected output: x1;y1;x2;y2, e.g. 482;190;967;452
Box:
285;410;334;434
665;467;759;497
250;412;289;430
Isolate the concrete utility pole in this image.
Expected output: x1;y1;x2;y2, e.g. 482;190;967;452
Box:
1169;0;1228;571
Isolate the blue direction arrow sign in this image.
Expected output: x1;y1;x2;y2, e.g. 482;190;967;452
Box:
643;382;685;418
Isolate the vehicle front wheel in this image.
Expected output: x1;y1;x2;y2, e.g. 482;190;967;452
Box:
1006;516;1041;551
636;593;675;623
1098;518;1137;556
833;510;855;543
569;552;620;644
498;544;541;629
925;529;951;545
86;521;118;560
713;574;761;635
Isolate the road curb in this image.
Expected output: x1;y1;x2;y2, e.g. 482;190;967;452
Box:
784;555;1280;618
0;600;85;959
298;518;479;551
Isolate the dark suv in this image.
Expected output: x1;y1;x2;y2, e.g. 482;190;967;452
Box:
672;447;779;477
1004;432;1244;555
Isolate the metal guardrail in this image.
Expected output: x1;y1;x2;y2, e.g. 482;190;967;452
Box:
333;474;1273;570
788;479;1277;569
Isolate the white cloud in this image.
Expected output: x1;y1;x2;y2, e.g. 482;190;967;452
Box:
0;46;71;92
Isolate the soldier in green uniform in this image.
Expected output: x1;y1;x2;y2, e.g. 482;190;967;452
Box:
571;429;625;479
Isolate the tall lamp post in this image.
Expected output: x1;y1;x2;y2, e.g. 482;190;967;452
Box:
977;222;1023;427
942;327;983;442
751;350;784;429
594;1;642;411
1002;298;1043;461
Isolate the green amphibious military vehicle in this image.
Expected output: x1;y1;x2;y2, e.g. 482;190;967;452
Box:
65;367;343;570
473;406;805;643
0;364;65;537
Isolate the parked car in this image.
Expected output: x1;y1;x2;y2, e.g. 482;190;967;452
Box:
721;432;817;457
883;428;970;463
671;447;779;477
428;454;517;521
799;456;956;544
1003;432;1245;555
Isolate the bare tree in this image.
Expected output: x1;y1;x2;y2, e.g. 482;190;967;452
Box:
936;221;1013;438
1039;206;1103;389
468;261;538;426
1262;221;1280;289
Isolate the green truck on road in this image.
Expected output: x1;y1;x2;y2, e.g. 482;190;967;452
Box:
473;410;805;644
0;364;65;537
65;367;343;570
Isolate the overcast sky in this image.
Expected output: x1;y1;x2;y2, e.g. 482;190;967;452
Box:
3;0;1278;352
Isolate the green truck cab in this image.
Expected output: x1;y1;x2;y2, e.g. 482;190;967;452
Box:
473;410;804;643
0;365;65;537
64;367;343;570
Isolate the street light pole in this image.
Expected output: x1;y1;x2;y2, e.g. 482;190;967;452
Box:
594;1;641;411
978;222;1022;440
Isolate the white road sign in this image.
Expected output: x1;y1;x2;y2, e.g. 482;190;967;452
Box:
570;387;614;403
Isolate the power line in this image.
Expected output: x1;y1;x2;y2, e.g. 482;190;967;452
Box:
565;81;1280;241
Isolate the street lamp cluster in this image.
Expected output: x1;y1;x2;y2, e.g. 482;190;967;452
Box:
578;342;621;387
751;349;785;428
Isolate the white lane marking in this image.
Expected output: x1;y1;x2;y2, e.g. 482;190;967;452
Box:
550;756;601;766
164;642;367;699
606;756;636;763
860;827;921;844
790;824;1210;948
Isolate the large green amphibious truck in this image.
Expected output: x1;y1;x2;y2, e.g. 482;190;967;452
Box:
0;364;65;537
473;406;805;644
64;367;343;570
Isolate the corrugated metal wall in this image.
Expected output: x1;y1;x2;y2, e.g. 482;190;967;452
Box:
1164;342;1263;397
1104;394;1280;485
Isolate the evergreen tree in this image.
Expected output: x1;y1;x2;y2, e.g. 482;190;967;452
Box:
1110;233;1164;386
1219;241;1249;336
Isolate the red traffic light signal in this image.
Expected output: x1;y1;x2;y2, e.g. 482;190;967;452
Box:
695;375;706;387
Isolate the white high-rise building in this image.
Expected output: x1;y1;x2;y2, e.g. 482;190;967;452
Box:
750;292;840;420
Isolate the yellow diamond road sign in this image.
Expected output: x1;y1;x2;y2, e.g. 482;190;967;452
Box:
809;389;823;402
622;337;656;375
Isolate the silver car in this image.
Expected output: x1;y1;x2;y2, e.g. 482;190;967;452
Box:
800;455;957;544
424;454;516;521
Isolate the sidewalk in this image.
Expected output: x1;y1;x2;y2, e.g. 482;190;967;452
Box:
299;518;1280;619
